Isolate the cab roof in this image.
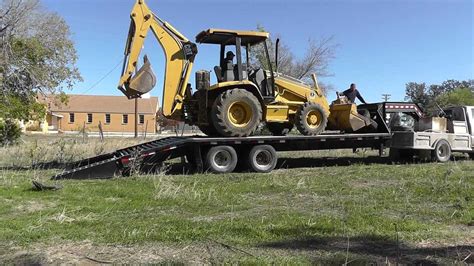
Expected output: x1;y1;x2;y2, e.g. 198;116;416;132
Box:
196;29;269;46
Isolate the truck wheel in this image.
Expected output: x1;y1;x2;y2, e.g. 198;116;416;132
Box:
432;139;451;162
204;146;238;173
295;103;328;136
247;145;277;173
212;89;262;137
267;123;293;136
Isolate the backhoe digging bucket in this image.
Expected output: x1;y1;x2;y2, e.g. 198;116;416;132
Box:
126;57;157;98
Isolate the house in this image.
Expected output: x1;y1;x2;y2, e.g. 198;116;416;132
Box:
39;94;159;134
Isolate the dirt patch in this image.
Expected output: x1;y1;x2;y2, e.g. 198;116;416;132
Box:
1;238;472;264
15;201;55;213
0;241;253;264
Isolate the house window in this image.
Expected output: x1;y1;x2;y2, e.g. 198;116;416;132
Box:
87;113;93;123
69;113;75;123
122;114;128;124
139;114;145;124
105;114;111;124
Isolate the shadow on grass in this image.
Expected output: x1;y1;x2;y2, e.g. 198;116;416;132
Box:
162;154;471;175
257;234;473;265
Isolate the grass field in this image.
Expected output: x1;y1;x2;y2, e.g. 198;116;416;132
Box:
0;135;473;264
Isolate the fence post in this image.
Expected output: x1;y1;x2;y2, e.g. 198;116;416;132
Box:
98;121;104;142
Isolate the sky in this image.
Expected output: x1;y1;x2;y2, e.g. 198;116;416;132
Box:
42;0;473;103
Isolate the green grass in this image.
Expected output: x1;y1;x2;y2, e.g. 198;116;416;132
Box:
0;153;473;264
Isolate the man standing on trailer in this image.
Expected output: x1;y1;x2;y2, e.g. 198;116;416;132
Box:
342;83;367;104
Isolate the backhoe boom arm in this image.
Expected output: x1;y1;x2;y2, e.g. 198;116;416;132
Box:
118;0;197;117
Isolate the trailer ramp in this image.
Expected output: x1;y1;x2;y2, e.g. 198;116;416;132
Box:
52;137;191;180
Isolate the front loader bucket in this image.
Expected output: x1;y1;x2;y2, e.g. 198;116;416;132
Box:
328;103;375;132
125;57;157;98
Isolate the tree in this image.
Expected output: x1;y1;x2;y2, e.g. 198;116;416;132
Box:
436;88;474;107
405;79;473;114
405;82;430;108
0;0;82;121
250;26;337;94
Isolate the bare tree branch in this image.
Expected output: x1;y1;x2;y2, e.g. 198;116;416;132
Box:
250;26;338;94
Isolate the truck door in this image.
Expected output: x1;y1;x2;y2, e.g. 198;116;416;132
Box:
467;106;474;148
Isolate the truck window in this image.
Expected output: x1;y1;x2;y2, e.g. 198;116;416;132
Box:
445;108;466;121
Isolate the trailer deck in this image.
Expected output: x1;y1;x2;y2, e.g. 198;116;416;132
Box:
52;133;392;180
52;102;433;180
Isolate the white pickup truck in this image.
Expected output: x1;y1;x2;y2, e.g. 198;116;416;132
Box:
389;105;474;162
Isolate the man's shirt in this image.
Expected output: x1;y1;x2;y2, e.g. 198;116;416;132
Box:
342;88;367;104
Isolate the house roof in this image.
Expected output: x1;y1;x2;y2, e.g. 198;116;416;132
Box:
39;94;159;114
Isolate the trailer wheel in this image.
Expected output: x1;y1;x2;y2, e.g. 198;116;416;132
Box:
295;103;328;136
205;146;238;173
267;123;293;136
247;145;277;173
469;153;474;160
212;89;262;137
432;140;451;162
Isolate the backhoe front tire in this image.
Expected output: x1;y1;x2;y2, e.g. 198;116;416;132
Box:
295;103;328;136
212;89;262;137
267;123;293;136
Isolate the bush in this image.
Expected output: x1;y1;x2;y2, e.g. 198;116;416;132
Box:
0;120;22;146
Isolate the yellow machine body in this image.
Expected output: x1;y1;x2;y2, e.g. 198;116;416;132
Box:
118;0;374;136
268;75;330;122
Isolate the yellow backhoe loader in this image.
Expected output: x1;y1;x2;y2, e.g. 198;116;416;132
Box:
118;0;375;137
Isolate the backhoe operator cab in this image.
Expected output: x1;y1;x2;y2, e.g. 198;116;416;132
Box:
196;29;274;99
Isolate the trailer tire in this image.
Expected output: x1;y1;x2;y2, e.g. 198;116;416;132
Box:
469;153;474;160
432;139;451;163
212;89;262;137
295;103;328;136
247;145;277;173
204;146;238;173
267;123;293;136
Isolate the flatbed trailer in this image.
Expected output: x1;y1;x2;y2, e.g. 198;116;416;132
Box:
52;133;392;180
51;102;429;180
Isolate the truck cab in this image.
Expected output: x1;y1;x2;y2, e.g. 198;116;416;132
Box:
390;105;474;162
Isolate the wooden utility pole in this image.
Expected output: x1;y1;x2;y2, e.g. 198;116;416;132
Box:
134;98;138;138
382;94;391;102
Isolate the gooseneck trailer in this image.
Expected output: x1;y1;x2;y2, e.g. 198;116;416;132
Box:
52;103;474;180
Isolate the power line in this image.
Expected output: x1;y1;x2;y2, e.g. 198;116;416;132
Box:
79;58;124;95
382;94;391;102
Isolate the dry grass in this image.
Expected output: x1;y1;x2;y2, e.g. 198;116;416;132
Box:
0;134;151;168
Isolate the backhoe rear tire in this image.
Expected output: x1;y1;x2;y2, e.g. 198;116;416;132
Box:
295;103;328;136
211;89;262;137
267;123;293;136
